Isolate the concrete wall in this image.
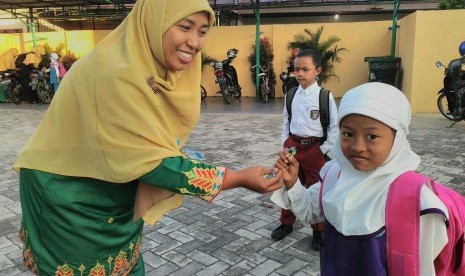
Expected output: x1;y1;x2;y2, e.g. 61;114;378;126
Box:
1;9;464;113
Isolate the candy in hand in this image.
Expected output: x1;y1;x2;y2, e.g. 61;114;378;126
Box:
264;147;297;178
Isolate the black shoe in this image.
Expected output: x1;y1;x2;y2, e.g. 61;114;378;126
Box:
271;224;293;240
311;230;323;251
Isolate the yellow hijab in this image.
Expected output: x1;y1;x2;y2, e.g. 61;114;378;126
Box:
14;0;215;224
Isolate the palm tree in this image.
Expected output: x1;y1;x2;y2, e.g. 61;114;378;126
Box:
287;26;348;84
201;51;218;72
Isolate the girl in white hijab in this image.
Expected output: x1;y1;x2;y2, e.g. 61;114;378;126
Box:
271;82;448;275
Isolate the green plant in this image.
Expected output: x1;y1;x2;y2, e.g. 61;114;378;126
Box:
287;26;348;84
247;36;276;87
201;51;218;72
61;50;79;71
439;0;465;9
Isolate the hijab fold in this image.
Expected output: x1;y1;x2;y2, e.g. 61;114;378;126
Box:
14;0;215;224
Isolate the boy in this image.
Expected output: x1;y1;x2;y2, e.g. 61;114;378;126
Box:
271;49;338;250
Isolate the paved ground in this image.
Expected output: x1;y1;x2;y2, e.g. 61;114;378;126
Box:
1;96;465;276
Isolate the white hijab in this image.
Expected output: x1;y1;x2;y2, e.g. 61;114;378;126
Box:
50;52;60;76
323;82;421;235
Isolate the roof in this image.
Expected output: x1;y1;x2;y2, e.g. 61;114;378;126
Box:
0;0;439;30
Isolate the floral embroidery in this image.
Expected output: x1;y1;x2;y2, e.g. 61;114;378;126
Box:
112;251;128;274
56;263;74;276
19;226;39;275
183;165;225;202
89;262;105;276
19;224;141;276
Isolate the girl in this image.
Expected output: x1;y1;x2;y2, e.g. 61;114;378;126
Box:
272;82;448;275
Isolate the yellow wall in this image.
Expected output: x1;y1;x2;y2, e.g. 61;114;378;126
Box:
1;9;464;113
404;10;465;113
201;21;393;98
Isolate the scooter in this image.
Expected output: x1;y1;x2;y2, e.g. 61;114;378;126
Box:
279;48;300;95
211;48;241;104
1;69;22;104
29;69;53;104
435;56;465;124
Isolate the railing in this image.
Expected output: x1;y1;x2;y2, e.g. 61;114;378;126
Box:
208;0;438;9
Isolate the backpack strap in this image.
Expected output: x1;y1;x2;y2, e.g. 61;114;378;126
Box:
286;87;298;135
386;171;428;276
319;87;330;143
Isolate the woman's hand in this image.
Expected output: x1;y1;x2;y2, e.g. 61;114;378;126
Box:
223;166;284;193
275;148;299;190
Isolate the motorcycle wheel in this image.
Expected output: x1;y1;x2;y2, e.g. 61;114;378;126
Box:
220;82;231;104
36;82;52;104
7;79;21;105
200;85;207;100
233;88;241;99
270;84;275;99
437;92;459;121
261;84;269;103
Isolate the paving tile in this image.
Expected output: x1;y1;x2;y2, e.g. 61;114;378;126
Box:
1;98;465;275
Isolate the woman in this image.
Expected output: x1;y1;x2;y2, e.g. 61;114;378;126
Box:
14;0;283;275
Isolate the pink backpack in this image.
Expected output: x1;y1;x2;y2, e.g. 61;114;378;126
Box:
386;171;465;275
58;62;67;78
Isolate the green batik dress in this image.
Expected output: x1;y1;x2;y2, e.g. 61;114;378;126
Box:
19;157;225;275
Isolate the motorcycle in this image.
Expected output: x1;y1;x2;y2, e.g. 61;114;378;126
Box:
279;48;300;95
29;69;53;104
200;85;207;101
252;62;275;103
211;48;241;104
0;69;22;104
435;57;465;123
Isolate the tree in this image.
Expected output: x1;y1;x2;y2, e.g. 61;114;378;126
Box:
439;0;465;9
247;36;276;87
287;26;348;84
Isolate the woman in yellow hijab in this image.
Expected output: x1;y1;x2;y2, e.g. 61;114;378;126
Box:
14;0;283;274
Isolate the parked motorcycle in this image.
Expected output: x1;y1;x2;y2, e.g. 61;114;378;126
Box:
435;42;465;123
29;69;53;104
279;48;300;95
252;62;275;103
211;48;241;104
200;85;207;101
0;69;22;104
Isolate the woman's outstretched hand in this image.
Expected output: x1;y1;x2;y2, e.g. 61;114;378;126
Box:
275;148;299;190
223;166;284;193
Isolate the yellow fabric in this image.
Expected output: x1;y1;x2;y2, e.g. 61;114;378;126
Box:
0;48;19;71
14;0;215;223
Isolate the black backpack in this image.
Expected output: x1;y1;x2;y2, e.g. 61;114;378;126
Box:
285;86;331;143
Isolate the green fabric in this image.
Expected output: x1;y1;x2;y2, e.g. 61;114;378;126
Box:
20;168;145;275
19;157;223;275
0;84;7;102
140;156;222;199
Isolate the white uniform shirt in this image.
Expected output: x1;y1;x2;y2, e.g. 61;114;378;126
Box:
271;162;448;276
281;81;339;155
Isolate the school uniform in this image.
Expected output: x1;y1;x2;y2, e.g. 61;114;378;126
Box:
279;81;338;228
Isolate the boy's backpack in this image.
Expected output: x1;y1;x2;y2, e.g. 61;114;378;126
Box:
286;86;331;142
386;171;465;275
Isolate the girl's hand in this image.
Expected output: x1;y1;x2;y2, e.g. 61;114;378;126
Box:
275;148;299;190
